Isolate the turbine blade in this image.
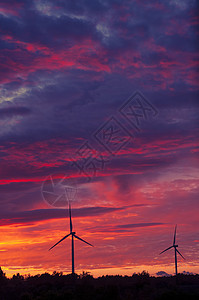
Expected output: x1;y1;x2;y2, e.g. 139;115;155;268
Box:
173;224;177;245
74;234;94;247
159;245;173;255
69;202;73;233
176;249;185;260
49;233;71;251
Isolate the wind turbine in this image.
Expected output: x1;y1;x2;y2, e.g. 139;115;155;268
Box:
160;225;185;276
49;199;93;274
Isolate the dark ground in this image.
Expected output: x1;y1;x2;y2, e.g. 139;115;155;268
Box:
0;269;199;300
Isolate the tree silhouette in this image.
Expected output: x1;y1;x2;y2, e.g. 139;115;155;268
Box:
0;270;198;300
0;267;6;278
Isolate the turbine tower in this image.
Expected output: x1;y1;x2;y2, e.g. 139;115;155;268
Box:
49;201;93;274
160;225;185;276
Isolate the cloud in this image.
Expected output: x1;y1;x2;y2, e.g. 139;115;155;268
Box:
0;106;31;118
117;223;164;229
0;206;127;226
156;271;171;277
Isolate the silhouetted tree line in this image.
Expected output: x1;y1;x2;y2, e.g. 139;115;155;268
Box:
0;267;199;300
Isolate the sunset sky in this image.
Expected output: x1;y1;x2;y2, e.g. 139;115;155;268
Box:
0;0;198;277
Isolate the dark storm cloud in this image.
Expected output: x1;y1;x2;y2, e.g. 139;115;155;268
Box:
0;106;31;118
0;0;196;58
116;222;164;229
0;2;99;48
0;0;198;221
0;206;127;226
1;74;198;146
157;34;198;52
88;221;164;234
51;0;109;16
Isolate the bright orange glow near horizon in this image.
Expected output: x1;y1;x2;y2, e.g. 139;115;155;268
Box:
1;168;199;278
